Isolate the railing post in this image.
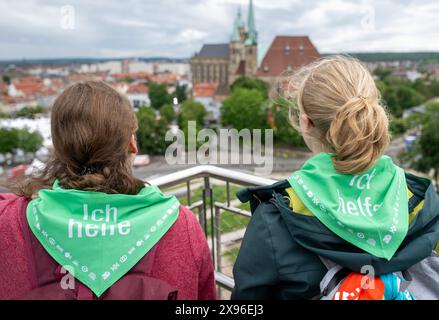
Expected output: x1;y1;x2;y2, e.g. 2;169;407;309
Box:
202;176;216;271
201;178;208;236
147;166;277;295
186;181;192;206
214;205;223;299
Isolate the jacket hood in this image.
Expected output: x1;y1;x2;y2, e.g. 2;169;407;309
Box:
26;180;180;297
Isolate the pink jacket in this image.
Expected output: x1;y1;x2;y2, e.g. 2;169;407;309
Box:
0;194;216;300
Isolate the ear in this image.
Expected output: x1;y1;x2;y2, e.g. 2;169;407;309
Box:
128;134;138;155
300;112;314;132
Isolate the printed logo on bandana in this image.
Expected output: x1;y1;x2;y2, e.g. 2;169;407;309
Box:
26;182;180;297
287;153;409;260
68;204;131;239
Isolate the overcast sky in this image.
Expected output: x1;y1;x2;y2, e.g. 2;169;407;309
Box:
1;0;438;60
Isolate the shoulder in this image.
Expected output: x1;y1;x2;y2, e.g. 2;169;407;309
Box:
0;193;28;228
151;205;212;299
405;171;432;196
0;194;33;299
155;205;208;268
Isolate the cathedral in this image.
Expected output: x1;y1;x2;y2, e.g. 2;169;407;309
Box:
191;0;258;93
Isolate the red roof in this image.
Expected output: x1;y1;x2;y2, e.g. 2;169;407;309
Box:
257;36;321;77
127;83;148;94
0;95;35;104
0;82;7;94
15;76;40;84
112;72;151;81
149;72;178;84
13;82;44;95
193;83;219;97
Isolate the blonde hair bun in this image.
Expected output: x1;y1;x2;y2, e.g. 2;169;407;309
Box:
288;55;390;174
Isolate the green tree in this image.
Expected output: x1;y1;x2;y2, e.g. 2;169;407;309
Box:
0;128;43;153
176;100;207;150
409;103;439;188
174;84;188;104
389;117;408;136
15;105;44;118
396;85;424;111
0;111;10;119
270;98;305;147
2;75;10;85
136;107;169;155
178;99;207;130
17;128;44;152
427;80;439;98
375;79;387;96
148;83;171;110
381;86;400;116
381;85;424;117
221;88;268;131
412;78;430;98
0;128;18;153
373;67;392;81
159;103;176;123
231;76;268;99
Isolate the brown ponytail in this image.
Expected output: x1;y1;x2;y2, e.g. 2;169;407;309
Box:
9;81;146;197
288;55;390;174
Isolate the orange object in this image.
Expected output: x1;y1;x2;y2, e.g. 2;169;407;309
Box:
333;273;385;300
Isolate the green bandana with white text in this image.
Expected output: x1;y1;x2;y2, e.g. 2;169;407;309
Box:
26;180;180;297
287;153;408;260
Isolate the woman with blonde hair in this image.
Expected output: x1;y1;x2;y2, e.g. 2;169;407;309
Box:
232;56;439;300
0;81;216;300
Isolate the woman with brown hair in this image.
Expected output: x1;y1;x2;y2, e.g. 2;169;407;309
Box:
0;81;216;300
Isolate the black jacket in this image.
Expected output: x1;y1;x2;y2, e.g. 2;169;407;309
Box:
231;173;439;300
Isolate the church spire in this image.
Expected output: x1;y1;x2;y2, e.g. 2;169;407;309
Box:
246;0;257;45
231;7;244;42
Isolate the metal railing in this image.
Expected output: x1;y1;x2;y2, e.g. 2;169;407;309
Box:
149;165;276;297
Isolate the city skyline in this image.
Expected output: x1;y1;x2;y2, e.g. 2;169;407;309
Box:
1;0;439;60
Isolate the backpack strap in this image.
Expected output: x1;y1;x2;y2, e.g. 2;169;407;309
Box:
398;270;413;292
236;180;290;215
312;256;351;300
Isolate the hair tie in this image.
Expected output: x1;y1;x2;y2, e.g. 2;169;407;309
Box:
80;164;97;176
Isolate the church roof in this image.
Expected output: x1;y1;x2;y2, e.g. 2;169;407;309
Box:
257;36;321;77
197;44;230;58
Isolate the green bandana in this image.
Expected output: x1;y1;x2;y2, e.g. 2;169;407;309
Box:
26;180;180;297
287;153;408;260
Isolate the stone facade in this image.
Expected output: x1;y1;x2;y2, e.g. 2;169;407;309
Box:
191;0;258;93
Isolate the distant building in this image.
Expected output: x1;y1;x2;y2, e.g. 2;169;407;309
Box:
128;61;155;74
257;36;321;91
403;97;439;119
126;83;150;109
127;61;190;76
191;0;258;93
155;63;190;76
193;83;222;122
80;61;122;74
392;69;423;82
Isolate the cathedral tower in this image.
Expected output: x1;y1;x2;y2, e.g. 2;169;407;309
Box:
228;0;258;86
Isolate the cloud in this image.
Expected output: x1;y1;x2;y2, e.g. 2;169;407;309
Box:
0;0;438;60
